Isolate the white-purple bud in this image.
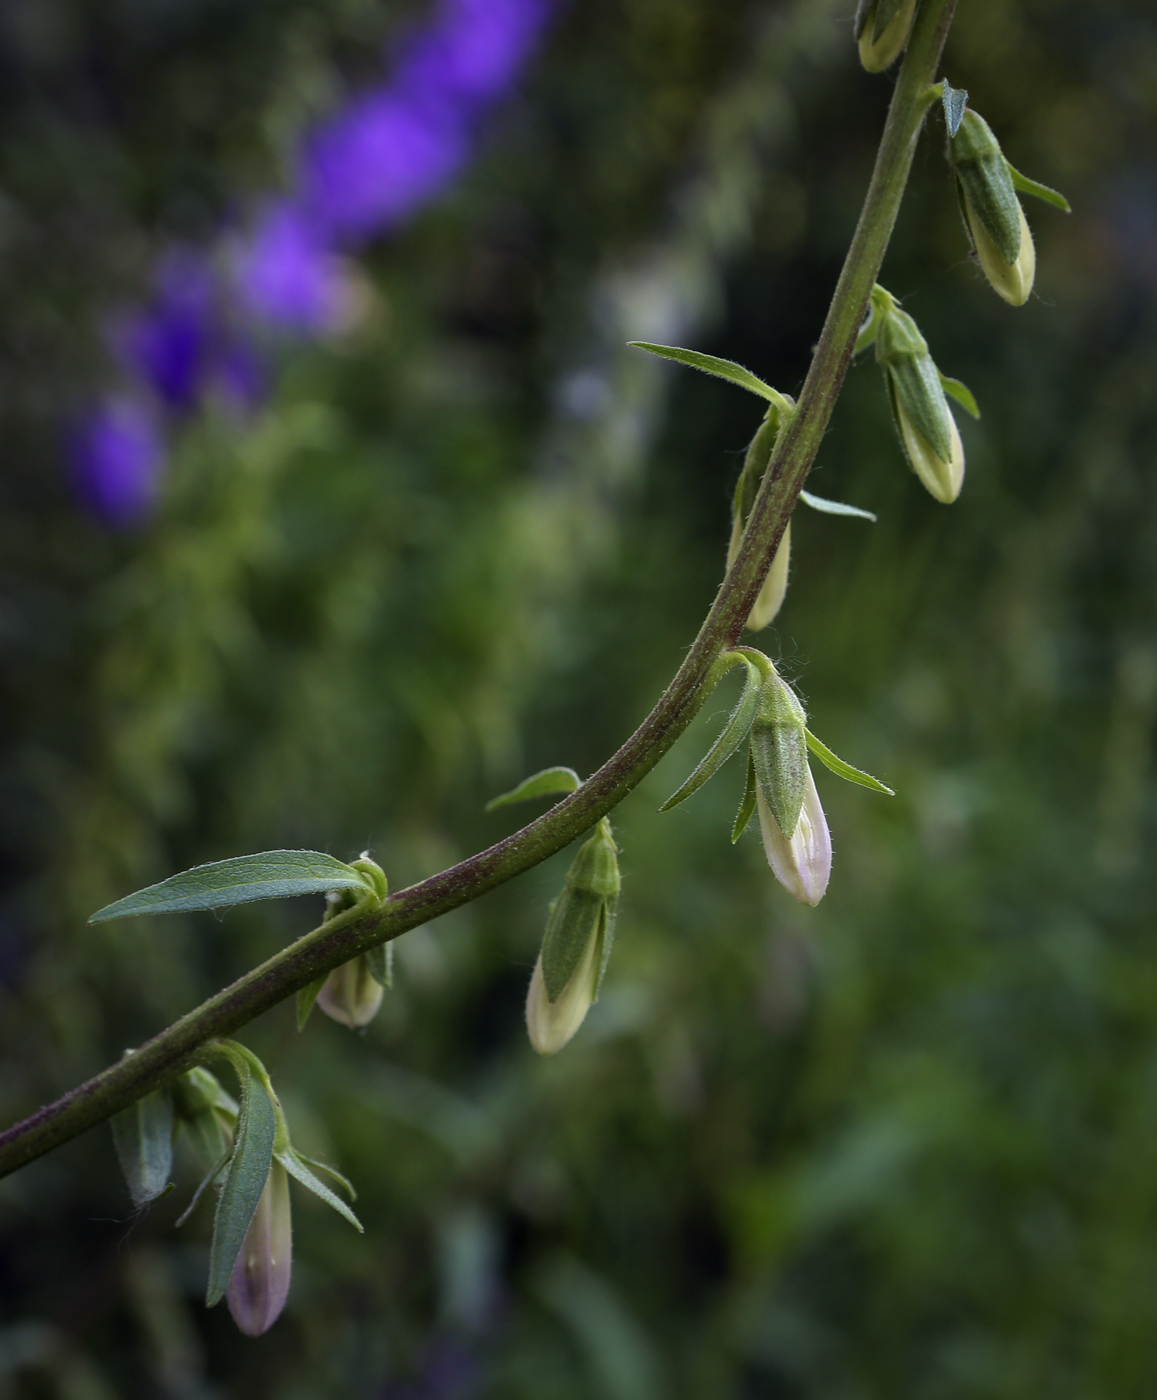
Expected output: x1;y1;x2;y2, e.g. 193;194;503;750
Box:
757;765;831;906
226;1159;292;1336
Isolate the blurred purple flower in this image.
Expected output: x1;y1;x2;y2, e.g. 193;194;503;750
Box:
234;201;355;333
300;93;470;242
75;0;557;521
71;395;165;526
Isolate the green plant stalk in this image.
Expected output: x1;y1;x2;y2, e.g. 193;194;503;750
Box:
0;0;955;1181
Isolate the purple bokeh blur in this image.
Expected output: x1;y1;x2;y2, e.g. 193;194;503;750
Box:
75;0;554;525
71;395;165;526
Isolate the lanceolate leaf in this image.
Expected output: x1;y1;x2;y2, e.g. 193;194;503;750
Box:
485;766;580;812
206;1065;276;1307
627;342;786;407
1006;163;1071;213
111;1086;174;1208
805;730;895;795
732;750;759;843
296;977;327;1031
89;851;369;923
660;658;761;811
277;1150;363;1232
800;490;878;521
938;373;980;418
365;941;393;989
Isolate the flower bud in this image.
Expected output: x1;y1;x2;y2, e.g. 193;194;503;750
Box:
316;953;384;1029
855;0;917;72
226;1158;292;1336
728;406;791;630
525;822;619;1056
757;765;832;906
173;1065;236;1170
748;665;808;842
875;296;964;503
950;109;1034;305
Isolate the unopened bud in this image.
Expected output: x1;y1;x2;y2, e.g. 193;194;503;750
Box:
875;296;964;503
526;822;619;1055
757;765;832;906
728;406;791;629
316;954;384;1029
749;666;808;841
173;1066;236;1170
226;1158;292;1336
855;0;917;72
951;110;1035;305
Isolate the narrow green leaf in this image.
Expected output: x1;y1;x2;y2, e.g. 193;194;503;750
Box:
89;851;369;923
660;659;760;811
1006;163;1071;213
277;1150;363;1232
938;373;980;419
206;1066;276;1307
732;750;759;843
296;976;326;1031
111;1087;174;1208
485;766;581;811
365;941;393;989
804;730;895;795
800;490;877;521
941;81;968;138
627;342;782;405
296;1152;358;1201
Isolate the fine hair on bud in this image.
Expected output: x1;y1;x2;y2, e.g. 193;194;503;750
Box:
525;822;619;1055
855;0;917;73
227;1159;292;1337
873;290;966;503
950;109;1035;305
317;954;384;1029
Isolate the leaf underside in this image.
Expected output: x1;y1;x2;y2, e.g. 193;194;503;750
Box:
800;490;878;521
486;766;581;812
89;851;368;923
278;1150;363;1232
111;1087;174;1209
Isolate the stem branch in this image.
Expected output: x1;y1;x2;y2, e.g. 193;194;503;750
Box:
0;0;955;1181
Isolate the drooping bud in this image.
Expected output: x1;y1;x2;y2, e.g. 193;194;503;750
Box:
950;109;1035;305
756;766;832;906
226;1158;292;1336
316;953;384;1028
748;664;809;842
727;405;791;630
874;291;965;503
525;820;619;1056
855;0;917;73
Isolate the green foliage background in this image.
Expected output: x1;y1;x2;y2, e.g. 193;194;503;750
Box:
2;0;1156;1394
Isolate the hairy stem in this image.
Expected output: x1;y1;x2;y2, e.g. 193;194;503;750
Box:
0;0;955;1180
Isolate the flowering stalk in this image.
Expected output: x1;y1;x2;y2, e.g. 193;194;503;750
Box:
0;0;958;1182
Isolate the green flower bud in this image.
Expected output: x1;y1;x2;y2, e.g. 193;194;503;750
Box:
874;292;965;503
728;405;791;630
525;820;619;1055
226;1158;292;1336
748;666;809;841
855;0;917;72
950;109;1035;305
316;953;384;1029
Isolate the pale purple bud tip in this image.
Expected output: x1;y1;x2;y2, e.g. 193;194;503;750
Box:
226;1160;292;1336
757;766;832;906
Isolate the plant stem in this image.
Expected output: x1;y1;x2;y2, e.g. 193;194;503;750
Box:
0;0;956;1181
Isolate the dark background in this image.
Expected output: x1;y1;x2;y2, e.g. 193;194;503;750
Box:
2;0;1156;1395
